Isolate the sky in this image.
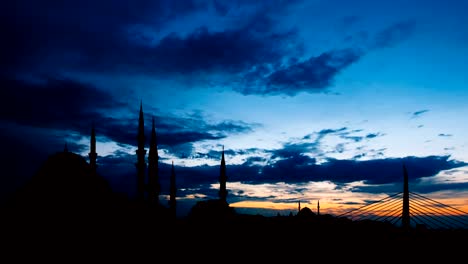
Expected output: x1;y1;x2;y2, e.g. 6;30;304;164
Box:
1;0;468;218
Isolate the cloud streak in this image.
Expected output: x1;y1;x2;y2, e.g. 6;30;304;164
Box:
411;109;430;118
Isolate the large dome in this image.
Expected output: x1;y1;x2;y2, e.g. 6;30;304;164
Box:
10;150;115;212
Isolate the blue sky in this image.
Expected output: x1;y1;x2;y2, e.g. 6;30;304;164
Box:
1;0;468;217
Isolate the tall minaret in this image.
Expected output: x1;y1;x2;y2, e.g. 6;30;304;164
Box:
169;161;177;219
135;101;147;202
298;201;301;212
89;123;97;174
317;200;320;215
219;145;227;203
402;164;410;229
147;117;160;205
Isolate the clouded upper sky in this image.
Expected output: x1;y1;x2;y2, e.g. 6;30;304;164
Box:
2;0;468;217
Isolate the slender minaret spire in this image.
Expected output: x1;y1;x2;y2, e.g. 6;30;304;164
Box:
89;123;97;174
317;200;320;215
135;101;147;202
147;116;160;205
402;163;410;229
298;201;301;212
169;161;177;219
219;145;227;203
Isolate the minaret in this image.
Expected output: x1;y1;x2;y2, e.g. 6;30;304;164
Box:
147;117;160;205
135;101;147;202
317;200;320;215
402;164;410;229
219;145;227;203
89;123;97;174
169;161;177;219
298;201;301;212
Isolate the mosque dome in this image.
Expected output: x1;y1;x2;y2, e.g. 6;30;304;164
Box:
10;150;114;213
297;207;316;218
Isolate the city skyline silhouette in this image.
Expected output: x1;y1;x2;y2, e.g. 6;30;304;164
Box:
4;102;466;230
1;0;468;256
2;104;467;258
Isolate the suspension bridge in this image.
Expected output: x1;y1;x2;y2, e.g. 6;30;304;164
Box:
337;165;468;230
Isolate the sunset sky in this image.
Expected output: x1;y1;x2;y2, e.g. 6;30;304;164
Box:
1;0;468;217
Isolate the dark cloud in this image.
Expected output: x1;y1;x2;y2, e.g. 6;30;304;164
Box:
236;20;416;96
227;155;466;186
191;148;265;163
411;109;430;118
271;142;319;160
412;182;468;194
0;77;122;129
339;201;362;205
2;0;301;79
145;26;297;75
208;120;258;134
350;176;468;195
1;0;210;74
318;127;348;135
193;149;238;160
438;133;453;137
0;77;256;150
246;49;362;96
349;184;400;194
366;133;384;139
96;119;227;149
3;0;416;96
303;127;347;140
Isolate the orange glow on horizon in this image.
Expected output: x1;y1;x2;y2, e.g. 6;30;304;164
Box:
228;196;468;217
229;200;353;215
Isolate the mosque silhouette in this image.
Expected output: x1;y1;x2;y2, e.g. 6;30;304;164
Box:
5;101;234;224
3;102;466;256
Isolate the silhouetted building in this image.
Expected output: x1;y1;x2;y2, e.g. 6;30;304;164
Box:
219;146;227;203
135;101;147;202
147;117;160;205
317;200;320;215
8;148;115;214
